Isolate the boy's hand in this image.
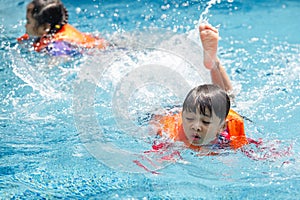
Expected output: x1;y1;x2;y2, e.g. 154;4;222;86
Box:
199;24;219;70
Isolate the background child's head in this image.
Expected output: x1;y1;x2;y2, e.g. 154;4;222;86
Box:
26;0;68;36
181;84;230;145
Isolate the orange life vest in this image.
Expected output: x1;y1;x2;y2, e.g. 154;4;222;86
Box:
156;109;248;151
18;24;108;52
226;109;248;149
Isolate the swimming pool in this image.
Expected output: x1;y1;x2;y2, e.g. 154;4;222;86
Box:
1;0;299;199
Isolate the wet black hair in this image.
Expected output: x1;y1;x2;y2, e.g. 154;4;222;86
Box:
182;84;230;121
30;0;68;33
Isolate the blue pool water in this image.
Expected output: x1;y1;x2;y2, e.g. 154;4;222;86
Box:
1;0;300;199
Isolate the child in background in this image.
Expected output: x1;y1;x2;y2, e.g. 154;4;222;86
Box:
152;23;248;153
17;0;109;56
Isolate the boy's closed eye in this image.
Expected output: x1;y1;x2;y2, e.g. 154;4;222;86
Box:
202;120;211;125
185;117;194;121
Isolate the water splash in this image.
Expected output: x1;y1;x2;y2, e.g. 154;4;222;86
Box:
187;0;221;44
198;0;221;25
10;45;82;100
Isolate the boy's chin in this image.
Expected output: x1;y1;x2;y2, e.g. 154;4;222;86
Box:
193;139;214;146
190;140;205;146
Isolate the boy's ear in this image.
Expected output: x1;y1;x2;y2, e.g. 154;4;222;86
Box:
219;120;227;132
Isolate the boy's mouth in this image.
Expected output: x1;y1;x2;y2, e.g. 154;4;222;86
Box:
192;134;201;141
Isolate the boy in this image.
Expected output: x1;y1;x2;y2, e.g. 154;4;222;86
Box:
153;24;248;152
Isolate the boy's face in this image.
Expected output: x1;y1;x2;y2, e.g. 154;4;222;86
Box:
182;107;225;146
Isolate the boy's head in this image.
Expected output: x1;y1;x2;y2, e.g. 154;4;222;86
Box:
26;0;68;36
182;84;230;146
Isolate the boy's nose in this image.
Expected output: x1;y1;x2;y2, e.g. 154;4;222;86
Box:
192;121;202;132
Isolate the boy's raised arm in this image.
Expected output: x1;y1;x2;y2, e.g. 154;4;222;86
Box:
199;23;233;92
